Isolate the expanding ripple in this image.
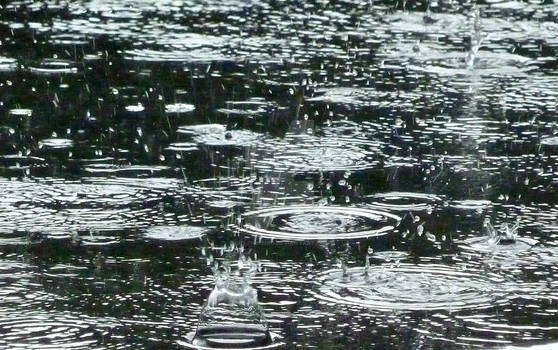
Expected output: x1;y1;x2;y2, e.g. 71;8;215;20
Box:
166;103;196;114
28;59;78;74
461;236;538;254
38;138;74;150
362;192;445;212
238;206;401;240
0;57;17;71
313;264;513;311
0;177;184;236
176;124;265;148
143;225;208;241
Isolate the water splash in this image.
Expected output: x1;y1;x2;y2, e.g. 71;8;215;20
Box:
462;217;537;254
181;250;280;349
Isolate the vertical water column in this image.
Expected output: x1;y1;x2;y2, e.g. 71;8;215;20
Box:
466;5;484;70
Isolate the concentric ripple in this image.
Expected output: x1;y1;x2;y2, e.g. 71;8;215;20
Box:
38;138;74;150
177;331;283;350
0;57;17;71
410;51;536;77
313;264;512;311
166;103;195;114
362;192;445;212
28;59;78;74
461;236;538;254
238;206;401;240
0;312;103;350
0;177;183;235
254;137;383;173
177;124;264;148
143;225;208;241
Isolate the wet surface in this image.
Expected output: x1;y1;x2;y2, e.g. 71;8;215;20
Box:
1;0;558;348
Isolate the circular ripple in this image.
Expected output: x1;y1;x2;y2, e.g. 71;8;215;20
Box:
0;177;182;235
411;51;536;77
449;199;492;212
143;225;208;241
166;103;195;114
28;59;78;74
238;206;401;240
0;57;17;71
252;121;386;174
38;138;74;150
313;264;512;311
0;312;106;350
177;124;263;148
362;192;445;212
461;236;537;254
177;331;283;350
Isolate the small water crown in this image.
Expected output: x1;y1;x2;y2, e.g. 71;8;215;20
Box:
483;217;520;247
190;248;273;349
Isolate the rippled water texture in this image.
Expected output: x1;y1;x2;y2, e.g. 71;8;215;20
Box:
1;0;558;348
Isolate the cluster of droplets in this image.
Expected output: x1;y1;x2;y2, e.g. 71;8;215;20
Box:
401;212;438;243
207;248;260;307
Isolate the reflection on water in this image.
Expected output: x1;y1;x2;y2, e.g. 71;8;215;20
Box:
1;0;558;348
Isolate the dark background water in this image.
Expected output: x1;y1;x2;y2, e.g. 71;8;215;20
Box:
1;0;558;349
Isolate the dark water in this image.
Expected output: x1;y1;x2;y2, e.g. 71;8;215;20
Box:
1;0;558;349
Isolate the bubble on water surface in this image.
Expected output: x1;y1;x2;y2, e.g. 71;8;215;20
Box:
238;206;401;240
313;264;513;311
